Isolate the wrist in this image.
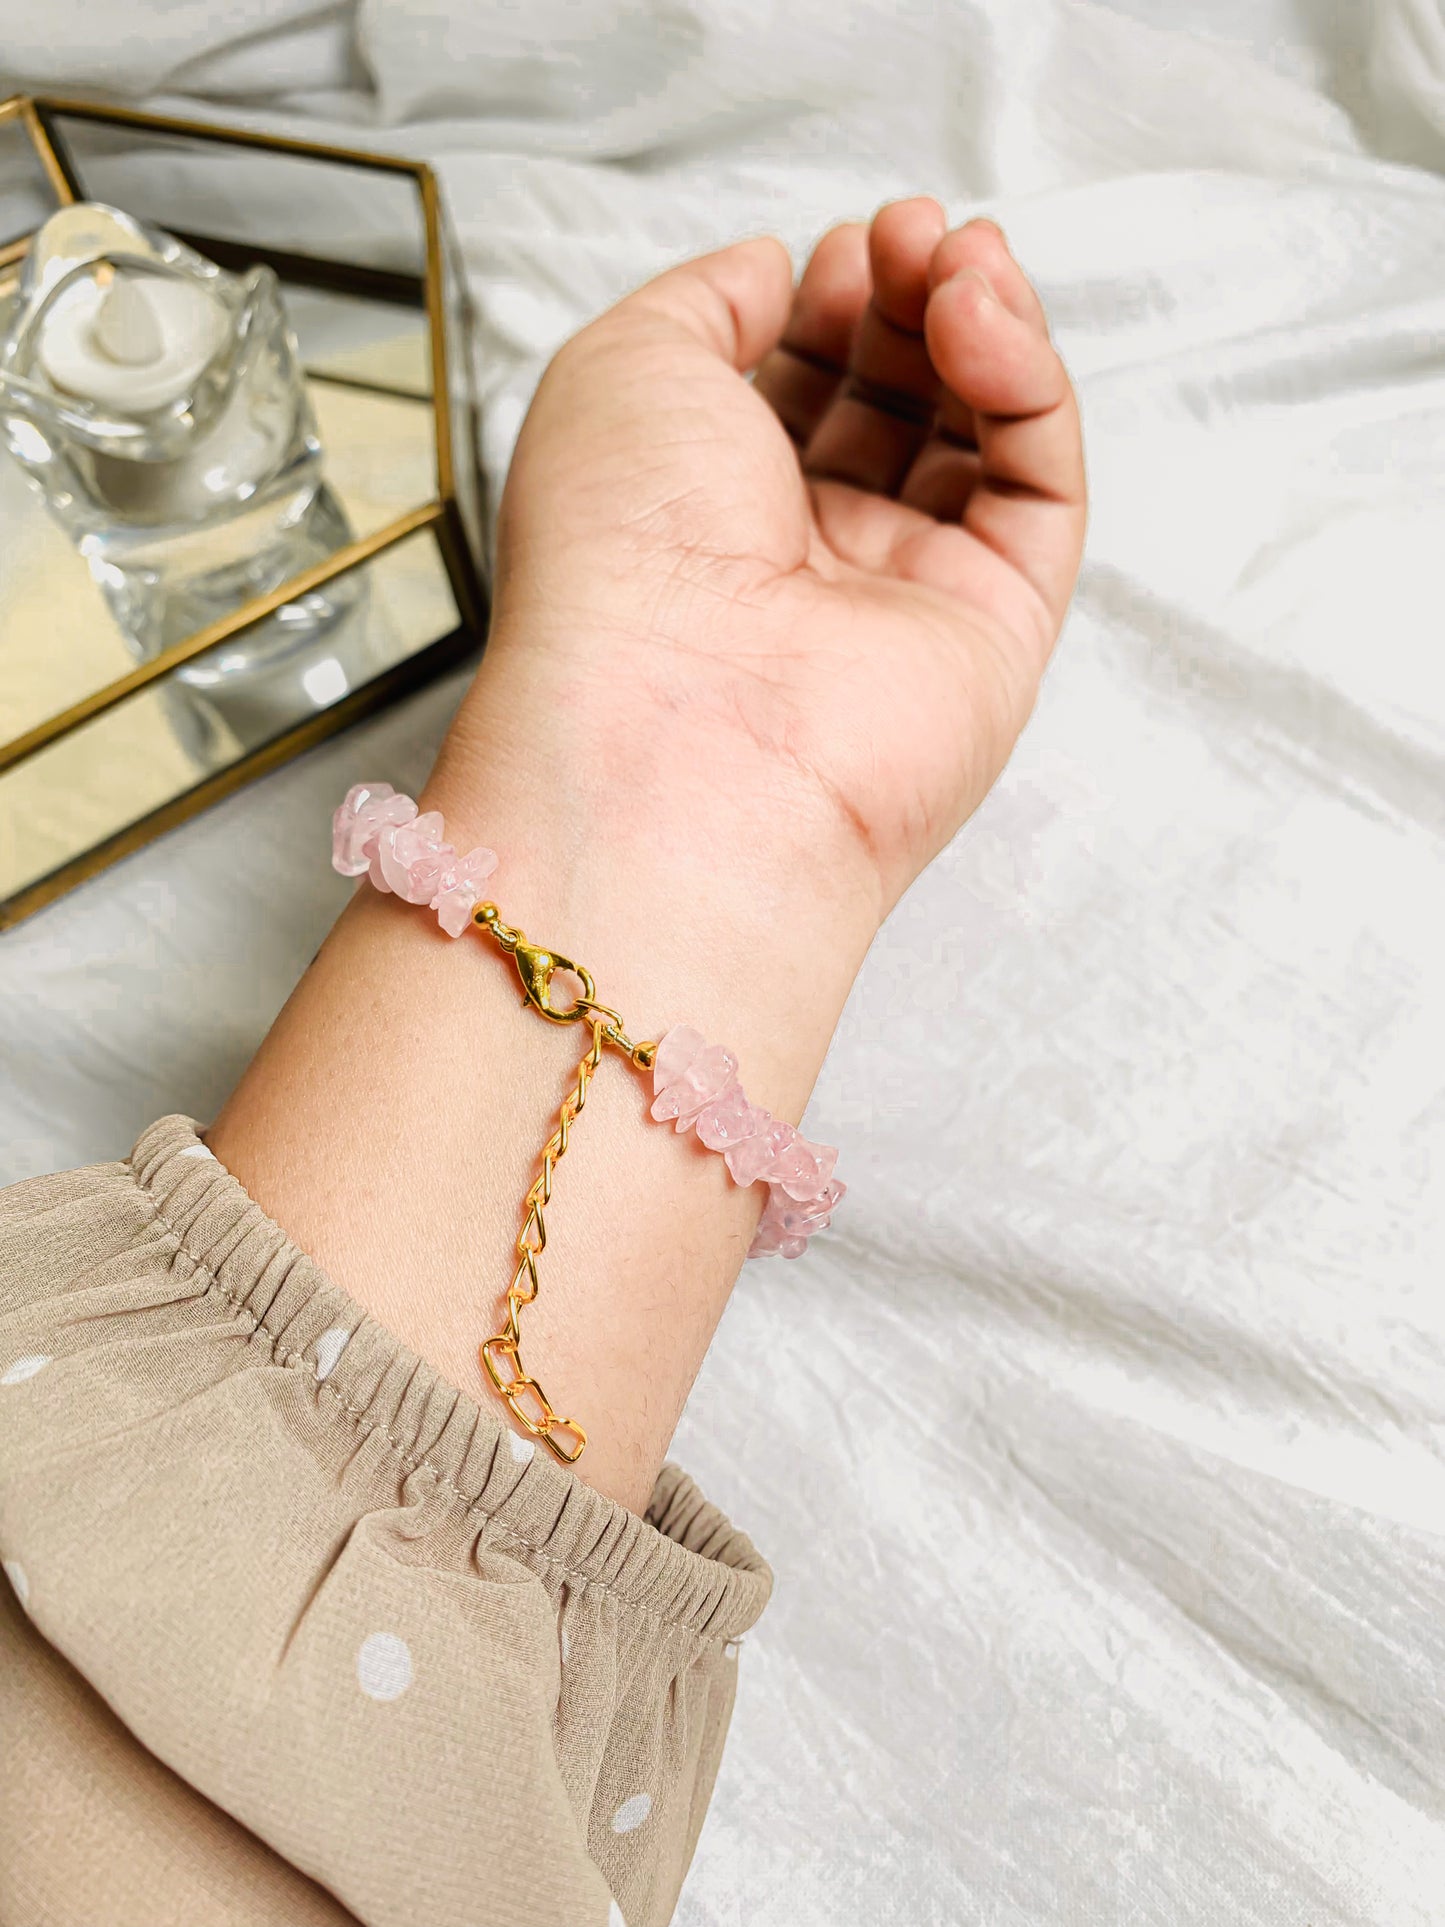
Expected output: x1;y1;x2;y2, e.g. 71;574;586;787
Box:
424;627;881;1119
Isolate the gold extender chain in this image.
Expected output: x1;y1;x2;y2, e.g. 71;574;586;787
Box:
473;901;657;1466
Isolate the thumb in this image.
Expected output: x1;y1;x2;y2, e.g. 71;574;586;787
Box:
606;236;795;372
499;236;805;587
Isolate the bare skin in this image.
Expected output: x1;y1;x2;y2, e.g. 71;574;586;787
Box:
208;200;1086;1513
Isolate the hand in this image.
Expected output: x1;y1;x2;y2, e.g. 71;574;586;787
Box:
209;204;1085;1509
470;198;1086;919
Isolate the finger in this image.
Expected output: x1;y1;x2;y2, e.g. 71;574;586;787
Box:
753;222;869;447
927;268;1082;491
928;218;1049;334
922;265;1085;626
803;196;947;495
615;235;795;371
901;218;1043;520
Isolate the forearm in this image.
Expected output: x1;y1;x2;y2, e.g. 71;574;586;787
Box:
207;629;878;1511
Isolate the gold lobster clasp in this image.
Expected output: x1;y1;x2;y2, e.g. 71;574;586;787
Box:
510;936;597;1024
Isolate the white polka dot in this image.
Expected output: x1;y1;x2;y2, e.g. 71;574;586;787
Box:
178;1142;215;1161
3;1559;29;1607
610;1792;652;1834
608;1904;627;1927
356;1632;412;1700
1;1355;50;1385
508;1431;535;1466
313;1327;351;1381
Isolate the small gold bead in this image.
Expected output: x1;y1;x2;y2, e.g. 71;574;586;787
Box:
632;1039;658;1072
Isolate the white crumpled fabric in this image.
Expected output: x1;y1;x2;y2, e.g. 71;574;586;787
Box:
2;3;1444;1920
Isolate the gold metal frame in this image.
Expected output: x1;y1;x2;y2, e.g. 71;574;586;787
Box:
0;94;489;928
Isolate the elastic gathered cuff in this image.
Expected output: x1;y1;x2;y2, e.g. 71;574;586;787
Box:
128;1113;771;1645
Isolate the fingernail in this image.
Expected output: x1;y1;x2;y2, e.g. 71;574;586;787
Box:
954;266;997;307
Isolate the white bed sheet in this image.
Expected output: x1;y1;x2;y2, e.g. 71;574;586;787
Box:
3;3;1445;1920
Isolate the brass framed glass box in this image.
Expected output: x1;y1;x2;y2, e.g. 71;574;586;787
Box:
0;95;489;928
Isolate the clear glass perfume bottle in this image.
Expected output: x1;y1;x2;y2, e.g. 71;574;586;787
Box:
0;200;360;669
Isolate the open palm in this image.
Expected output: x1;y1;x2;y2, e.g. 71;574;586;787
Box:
487;199;1086;914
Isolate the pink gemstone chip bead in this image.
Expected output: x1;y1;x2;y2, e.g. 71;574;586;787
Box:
332;781;415;876
694;1082;760;1153
374;809;454;903
331;782;496;939
651;1042;739;1132
651;1023;844;1260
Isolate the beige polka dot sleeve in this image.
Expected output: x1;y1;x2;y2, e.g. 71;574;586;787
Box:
0;1117;771;1927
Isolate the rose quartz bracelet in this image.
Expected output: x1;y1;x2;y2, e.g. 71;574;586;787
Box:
333;782;844;1462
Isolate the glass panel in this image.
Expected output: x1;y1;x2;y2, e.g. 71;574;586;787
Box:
0;257;21;338
0;527;461;911
441;204;488;568
49;116;427;277
0;106;63;251
290;285;432;400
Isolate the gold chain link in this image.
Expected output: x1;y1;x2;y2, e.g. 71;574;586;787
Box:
472;902;655;1465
